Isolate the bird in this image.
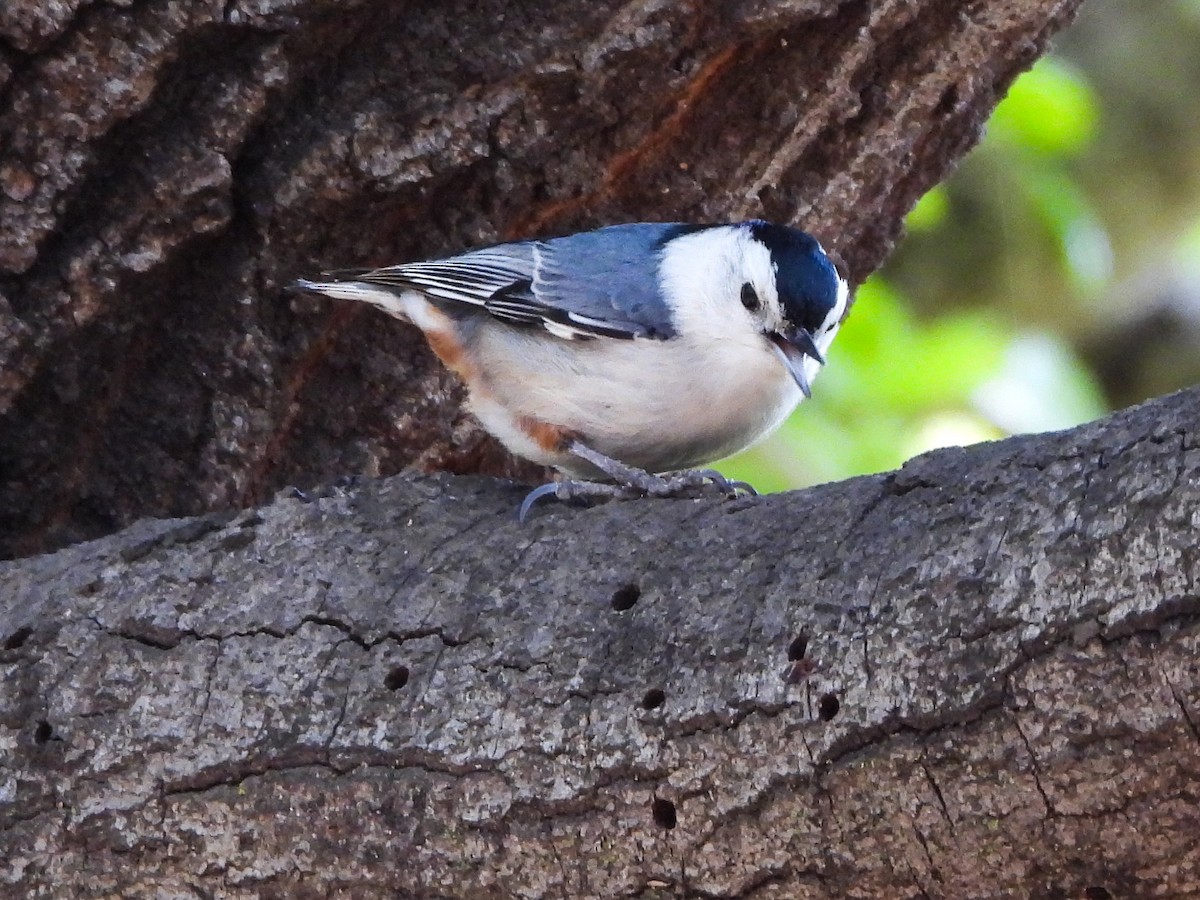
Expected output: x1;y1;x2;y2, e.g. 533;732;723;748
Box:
295;220;850;519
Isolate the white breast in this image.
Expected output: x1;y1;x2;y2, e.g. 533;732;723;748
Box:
466;321;802;476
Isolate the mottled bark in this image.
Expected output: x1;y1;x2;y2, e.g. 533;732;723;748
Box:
2;386;1198;897
0;0;1083;559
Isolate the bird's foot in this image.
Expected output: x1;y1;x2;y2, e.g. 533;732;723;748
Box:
518;441;756;522
569;441;756;498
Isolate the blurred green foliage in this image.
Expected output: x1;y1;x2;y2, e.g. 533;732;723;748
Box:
723;1;1200;490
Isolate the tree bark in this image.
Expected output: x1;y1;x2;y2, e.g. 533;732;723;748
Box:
2;385;1198;897
0;0;1083;559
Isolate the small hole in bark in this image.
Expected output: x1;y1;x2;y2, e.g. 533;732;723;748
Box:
384;665;410;691
4;626;32;650
935;83;959;117
642;688;665;710
818;692;840;721
1084;888;1112;900
787;631;809;660
34;720;54;744
611;583;640;611
651;797;677;829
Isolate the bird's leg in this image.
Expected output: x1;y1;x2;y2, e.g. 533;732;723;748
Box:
518;440;756;521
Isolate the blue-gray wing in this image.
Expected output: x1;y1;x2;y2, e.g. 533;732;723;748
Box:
346;223;700;340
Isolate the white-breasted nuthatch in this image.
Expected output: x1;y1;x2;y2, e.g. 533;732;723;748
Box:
296;220;850;518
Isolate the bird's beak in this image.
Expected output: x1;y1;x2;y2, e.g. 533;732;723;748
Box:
769;328;825;399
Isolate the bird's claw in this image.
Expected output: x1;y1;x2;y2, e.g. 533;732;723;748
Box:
682;469;758;497
518;482;565;523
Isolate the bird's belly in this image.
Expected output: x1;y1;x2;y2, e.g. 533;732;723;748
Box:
468;328;802;475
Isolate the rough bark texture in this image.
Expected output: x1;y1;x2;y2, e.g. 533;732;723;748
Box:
2;385;1198;897
0;0;1084;559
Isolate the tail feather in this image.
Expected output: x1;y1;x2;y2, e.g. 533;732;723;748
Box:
319;267;375;280
293;276;416;320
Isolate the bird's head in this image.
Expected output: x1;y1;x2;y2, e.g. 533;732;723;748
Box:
738;220;849;397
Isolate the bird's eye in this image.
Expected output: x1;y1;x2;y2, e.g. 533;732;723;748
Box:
740;282;760;312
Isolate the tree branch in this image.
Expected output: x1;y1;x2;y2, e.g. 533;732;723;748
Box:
2;386;1197;896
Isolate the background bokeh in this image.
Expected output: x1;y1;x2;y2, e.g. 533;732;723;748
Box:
723;0;1200;491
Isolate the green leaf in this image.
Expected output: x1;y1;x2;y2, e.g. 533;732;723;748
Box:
990;58;1099;157
906;185;950;232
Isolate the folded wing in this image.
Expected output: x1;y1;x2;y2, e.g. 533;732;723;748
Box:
336;223;699;341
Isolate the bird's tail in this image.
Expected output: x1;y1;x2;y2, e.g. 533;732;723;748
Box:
292;273;416;321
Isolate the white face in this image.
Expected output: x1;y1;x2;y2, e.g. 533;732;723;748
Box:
657;225;790;342
658;225;849;353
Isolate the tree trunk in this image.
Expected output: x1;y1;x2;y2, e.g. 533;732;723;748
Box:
0;0;1082;559
2;385;1198;897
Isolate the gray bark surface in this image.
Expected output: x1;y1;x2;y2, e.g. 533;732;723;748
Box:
0;0;1083;558
2;385;1197;897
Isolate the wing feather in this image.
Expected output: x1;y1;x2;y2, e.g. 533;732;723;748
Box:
330;223;703;340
